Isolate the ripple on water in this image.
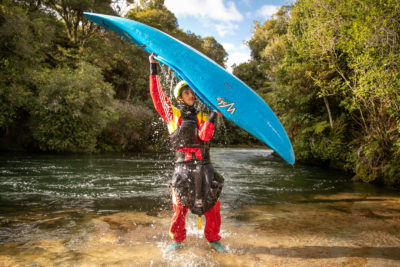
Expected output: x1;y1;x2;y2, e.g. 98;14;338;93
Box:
0;149;398;265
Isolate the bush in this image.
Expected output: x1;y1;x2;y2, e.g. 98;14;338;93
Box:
99;101;154;152
30;62;115;152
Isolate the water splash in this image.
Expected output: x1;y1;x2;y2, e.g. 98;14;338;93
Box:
214;115;228;146
159;64;179;104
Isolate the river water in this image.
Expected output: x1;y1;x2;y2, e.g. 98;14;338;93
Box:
0;148;399;266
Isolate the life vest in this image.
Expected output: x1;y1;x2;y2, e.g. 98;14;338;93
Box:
169;117;202;149
169;104;210;162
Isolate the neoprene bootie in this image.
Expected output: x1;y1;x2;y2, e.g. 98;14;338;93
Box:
209;241;226;253
167;241;182;252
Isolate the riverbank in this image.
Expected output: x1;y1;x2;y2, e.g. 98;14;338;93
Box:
0;192;399;266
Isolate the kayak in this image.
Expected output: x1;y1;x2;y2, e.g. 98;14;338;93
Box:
84;13;295;165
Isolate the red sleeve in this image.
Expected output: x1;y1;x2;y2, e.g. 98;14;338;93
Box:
199;120;215;142
149;75;173;123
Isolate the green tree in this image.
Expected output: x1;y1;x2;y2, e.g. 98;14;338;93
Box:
0;0;64;149
44;0;116;44
99;102;154;151
201;37;227;67
239;0;400;185
125;0;227;68
125;0;178;32
289;0;400;183
31;62;116;152
248;6;291;62
232;61;270;95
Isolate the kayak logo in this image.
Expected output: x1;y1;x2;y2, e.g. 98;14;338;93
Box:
216;97;236;115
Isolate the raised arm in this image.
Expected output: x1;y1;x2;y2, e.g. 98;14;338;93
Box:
149;54;173;123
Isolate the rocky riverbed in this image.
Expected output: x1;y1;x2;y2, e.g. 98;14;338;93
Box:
1;192;399;266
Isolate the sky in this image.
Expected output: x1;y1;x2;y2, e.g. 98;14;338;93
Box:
163;0;292;71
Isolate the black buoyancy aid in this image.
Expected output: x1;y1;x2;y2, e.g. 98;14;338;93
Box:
169;104;210;162
169;104;202;149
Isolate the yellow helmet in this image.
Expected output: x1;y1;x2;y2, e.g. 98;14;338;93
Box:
173;80;188;99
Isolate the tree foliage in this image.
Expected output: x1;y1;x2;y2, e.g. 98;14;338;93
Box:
234;0;400;186
31;62;116;152
125;0;227;67
0;0;228;153
126;0;178;32
44;0;116;44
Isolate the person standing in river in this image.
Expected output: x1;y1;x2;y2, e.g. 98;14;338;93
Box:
148;53;225;252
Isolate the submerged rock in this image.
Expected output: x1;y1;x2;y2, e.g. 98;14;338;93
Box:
99;212;164;231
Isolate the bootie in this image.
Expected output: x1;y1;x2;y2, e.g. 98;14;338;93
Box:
167;241;182;252
209;241;226;253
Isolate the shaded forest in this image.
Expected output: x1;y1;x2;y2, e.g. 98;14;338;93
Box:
1;0;399;186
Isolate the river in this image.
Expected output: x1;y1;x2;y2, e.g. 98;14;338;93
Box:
0;148;399;266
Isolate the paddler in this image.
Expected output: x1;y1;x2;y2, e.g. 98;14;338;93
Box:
148;53;225;252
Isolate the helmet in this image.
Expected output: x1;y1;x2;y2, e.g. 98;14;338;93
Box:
173;80;188;100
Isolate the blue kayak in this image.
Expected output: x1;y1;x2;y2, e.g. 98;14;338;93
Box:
84;13;295;165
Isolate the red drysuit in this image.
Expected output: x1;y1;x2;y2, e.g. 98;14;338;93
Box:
149;72;222;242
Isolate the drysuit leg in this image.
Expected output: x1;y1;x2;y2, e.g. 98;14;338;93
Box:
204;200;221;242
169;191;188;242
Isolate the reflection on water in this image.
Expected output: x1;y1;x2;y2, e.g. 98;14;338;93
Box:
0;148;399;266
